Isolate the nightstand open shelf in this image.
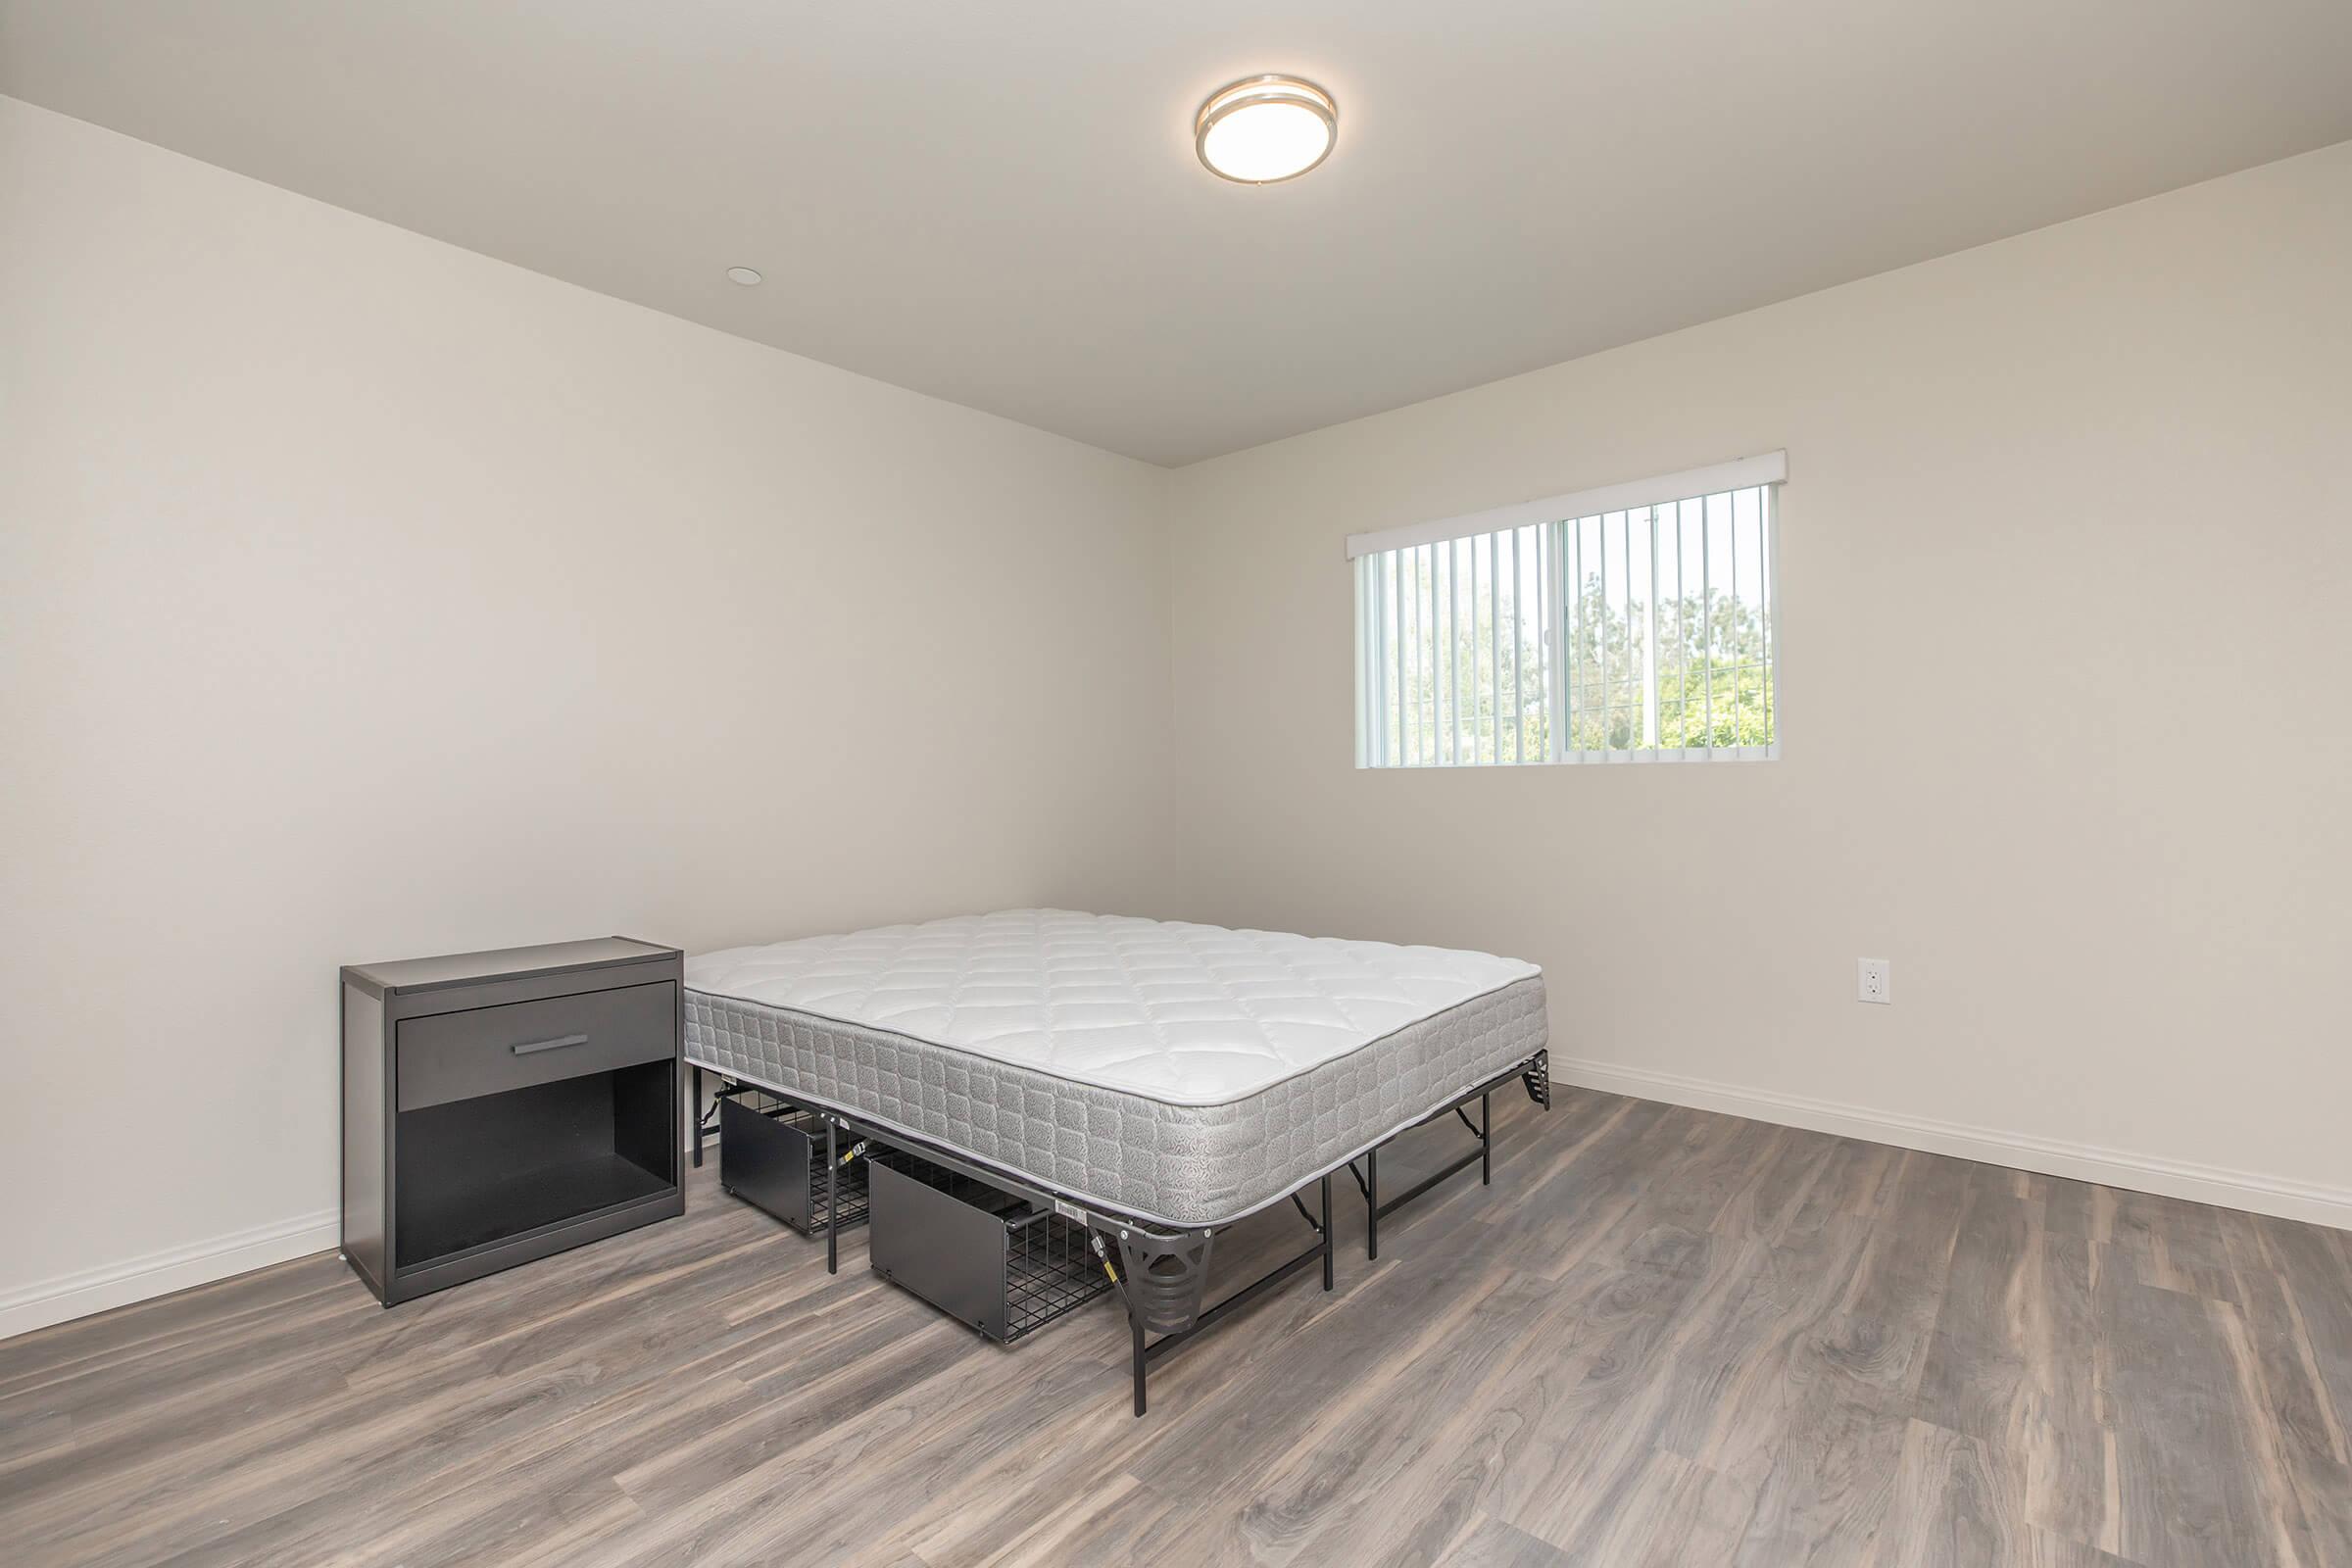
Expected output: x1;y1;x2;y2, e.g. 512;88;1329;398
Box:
393;1062;676;1268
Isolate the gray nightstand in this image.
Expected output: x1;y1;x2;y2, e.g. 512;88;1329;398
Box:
340;937;684;1305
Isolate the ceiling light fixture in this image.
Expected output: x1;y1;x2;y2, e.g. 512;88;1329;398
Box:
1195;74;1337;185
725;266;763;286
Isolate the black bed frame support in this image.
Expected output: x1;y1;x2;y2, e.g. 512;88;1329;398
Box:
812;1110;855;1274
690;1063;708;1167
1120;1172;1333;1418
825;1115;841;1273
694;1047;1549;1417
1348;1052;1550;1260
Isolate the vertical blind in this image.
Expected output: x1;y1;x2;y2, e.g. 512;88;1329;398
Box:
1352;457;1782;767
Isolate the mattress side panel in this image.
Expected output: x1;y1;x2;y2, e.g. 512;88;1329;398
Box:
683;975;1548;1229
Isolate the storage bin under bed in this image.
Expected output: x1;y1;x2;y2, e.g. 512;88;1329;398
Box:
866;1147;1113;1343
715;1083;1114;1345
715;1085;868;1235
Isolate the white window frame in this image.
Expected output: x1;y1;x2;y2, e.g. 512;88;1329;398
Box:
1350;453;1785;768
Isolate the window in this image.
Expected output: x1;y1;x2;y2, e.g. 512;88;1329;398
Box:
1352;454;1783;766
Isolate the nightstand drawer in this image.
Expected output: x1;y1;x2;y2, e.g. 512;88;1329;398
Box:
396;981;675;1111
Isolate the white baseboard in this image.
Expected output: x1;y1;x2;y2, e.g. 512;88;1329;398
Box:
1553;1055;2352;1233
0;1208;341;1344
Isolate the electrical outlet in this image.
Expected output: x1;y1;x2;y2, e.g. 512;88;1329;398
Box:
1857;957;1892;1004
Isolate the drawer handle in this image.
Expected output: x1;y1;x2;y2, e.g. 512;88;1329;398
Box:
511;1033;590;1056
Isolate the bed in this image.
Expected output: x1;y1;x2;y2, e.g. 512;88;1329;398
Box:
683;908;1549;1413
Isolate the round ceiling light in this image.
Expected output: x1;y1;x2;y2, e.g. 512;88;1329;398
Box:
725;266;763;286
1195;75;1337;184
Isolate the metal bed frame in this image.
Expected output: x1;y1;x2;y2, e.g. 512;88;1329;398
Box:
1350;1049;1551;1260
691;1047;1550;1417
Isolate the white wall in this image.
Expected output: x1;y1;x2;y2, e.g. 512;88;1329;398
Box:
1163;141;2352;1226
0;98;1175;1334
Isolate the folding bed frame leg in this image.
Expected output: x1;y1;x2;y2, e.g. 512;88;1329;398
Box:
1356;1149;1378;1260
1119;1209;1330;1419
1351;1057;1534;1260
824;1116;840;1274
1322;1173;1335;1290
1481;1091;1492;1185
690;1064;704;1168
1131;1312;1149;1417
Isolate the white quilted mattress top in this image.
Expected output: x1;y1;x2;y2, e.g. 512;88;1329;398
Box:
686;909;1540;1106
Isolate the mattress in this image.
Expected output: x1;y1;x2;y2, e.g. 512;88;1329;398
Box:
684;909;1547;1229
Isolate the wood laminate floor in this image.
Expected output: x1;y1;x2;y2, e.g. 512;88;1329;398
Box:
5;1090;2350;1566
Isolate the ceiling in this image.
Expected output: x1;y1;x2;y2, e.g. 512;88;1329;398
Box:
5;3;2349;466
